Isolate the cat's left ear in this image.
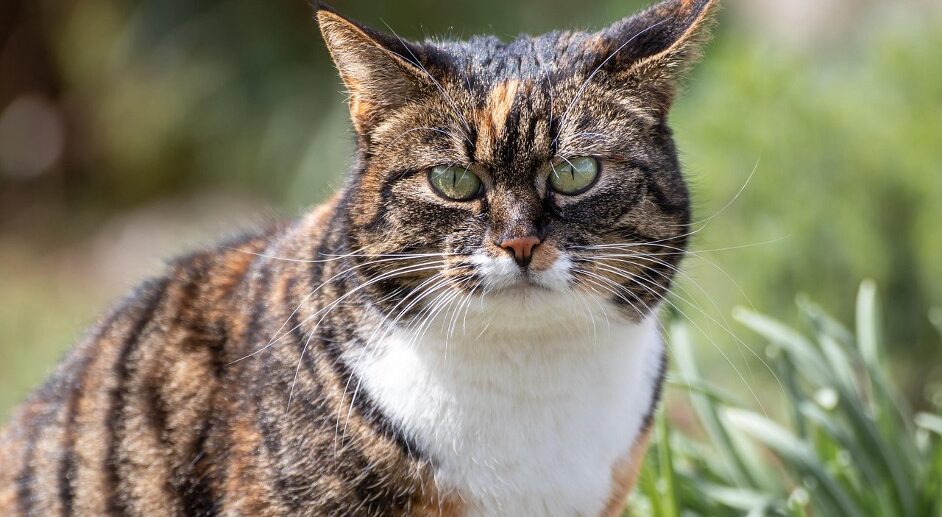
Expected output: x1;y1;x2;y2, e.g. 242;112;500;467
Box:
594;0;718;112
315;5;435;134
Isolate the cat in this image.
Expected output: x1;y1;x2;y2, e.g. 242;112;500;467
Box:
0;0;716;515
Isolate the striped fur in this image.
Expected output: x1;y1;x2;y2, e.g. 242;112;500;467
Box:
0;1;716;514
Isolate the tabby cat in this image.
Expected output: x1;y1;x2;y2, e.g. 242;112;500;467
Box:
0;0;716;515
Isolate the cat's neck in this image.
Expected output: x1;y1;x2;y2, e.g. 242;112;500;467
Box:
349;292;665;517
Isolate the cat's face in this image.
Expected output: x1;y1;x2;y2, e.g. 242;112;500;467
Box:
317;0;715;321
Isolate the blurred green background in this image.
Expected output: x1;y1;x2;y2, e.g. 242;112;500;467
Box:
1;0;940;424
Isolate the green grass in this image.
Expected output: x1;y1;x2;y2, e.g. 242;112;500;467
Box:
630;282;942;516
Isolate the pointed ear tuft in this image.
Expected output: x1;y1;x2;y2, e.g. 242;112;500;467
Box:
315;7;431;134
595;0;719;111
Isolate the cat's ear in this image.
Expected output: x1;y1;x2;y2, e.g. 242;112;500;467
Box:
315;5;433;134
594;0;718;112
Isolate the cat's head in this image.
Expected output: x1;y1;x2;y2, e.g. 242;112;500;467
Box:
315;0;715;324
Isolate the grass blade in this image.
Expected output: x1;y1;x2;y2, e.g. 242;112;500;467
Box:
916;413;942;436
671;321;758;488
723;408;865;517
732;308;830;386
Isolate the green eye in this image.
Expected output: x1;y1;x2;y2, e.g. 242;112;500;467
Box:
428;165;483;201
549;157;600;195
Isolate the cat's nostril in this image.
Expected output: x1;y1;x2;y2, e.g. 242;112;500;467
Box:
498;236;541;267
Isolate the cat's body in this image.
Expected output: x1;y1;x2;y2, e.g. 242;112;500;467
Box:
0;212;449;516
0;1;716;515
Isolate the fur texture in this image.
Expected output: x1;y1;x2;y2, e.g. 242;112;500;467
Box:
0;0;716;515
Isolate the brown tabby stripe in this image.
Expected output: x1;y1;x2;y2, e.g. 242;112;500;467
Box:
15;413;41;515
31;404;69;515
59;384;84;514
59;321;117;516
104;278;171;515
167;259;221;516
70;330;123;514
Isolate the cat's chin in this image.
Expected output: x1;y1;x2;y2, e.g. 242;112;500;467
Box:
416;286;628;345
485;277;553;296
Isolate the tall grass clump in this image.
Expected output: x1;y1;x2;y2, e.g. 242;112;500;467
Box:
629;281;942;516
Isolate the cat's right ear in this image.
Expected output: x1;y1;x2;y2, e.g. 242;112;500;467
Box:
315;5;432;134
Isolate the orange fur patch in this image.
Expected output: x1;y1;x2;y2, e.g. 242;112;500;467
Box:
412;477;465;517
350;97;374;133
475;79;526;161
529;244;560;272
601;427;653;517
487;79;521;136
224;416;274;515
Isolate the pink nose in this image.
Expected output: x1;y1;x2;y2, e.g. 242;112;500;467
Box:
499;236;541;267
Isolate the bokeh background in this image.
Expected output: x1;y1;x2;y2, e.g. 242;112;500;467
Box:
1;0;940;423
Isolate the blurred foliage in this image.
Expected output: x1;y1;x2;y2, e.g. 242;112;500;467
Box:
0;0;940;421
629;282;942;516
672;16;942;395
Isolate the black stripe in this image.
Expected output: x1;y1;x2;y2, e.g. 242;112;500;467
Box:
104;278;170;515
177;425;219;517
257;328;302;512
364;168;416;231
497;104;522;166
640;348;668;432
142;380;171;451
59;401;81;515
16;429;37;516
59;306;126;516
549;113;561;156
463;125;478;161
172;257;206;328
16;400;61;516
59;352;102;516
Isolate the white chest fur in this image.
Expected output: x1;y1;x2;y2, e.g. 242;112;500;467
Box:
350;292;664;517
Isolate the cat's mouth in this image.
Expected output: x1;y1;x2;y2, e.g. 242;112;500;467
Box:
472;252;573;295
